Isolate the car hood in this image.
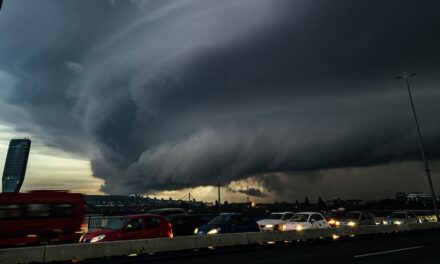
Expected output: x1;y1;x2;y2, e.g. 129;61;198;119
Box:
285;222;311;230
196;224;223;234
83;229;117;239
286;221;308;225
257;219;285;225
387;218;406;221
339;219;358;223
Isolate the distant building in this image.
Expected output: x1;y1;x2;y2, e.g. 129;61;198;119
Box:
2;139;31;193
406;192;440;203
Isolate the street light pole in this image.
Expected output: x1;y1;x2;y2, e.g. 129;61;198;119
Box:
394;71;438;221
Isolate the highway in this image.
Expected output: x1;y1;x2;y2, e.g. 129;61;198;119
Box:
84;229;440;264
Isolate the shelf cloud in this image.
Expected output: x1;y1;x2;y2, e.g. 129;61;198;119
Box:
1;0;440;196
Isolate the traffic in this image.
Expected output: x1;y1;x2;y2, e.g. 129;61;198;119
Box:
0;190;436;248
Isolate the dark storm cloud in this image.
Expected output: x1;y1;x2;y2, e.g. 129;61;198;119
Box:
237;188;267;198
1;0;440;195
226;186;268;198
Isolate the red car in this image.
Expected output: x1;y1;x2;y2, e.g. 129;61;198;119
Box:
80;214;173;243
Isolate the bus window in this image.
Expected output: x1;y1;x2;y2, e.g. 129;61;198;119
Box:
26;204;51;218
50;204;75;217
0;204;24;219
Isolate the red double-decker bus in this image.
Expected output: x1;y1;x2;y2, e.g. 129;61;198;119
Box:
0;190;86;247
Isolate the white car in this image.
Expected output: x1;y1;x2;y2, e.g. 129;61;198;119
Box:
283;212;330;231
257;212;294;231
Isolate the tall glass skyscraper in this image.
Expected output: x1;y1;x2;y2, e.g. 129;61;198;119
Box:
2;139;31;193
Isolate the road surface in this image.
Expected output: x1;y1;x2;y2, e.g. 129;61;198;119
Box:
81;229;440;264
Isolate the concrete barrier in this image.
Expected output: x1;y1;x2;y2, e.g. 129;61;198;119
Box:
2;222;440;264
0;246;45;264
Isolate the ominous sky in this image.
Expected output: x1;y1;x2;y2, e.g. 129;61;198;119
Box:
1;0;440;201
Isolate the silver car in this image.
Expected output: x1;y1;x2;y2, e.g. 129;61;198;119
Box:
383;211;420;225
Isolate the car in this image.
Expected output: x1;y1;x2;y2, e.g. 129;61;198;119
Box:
324;210;346;227
79;214;173;243
195;213;260;235
382;211;420;225
338;211;375;227
167;213;218;236
257;212;294;231
283;212;330;231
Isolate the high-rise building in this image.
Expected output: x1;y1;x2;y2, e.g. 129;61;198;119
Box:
2;139;31;193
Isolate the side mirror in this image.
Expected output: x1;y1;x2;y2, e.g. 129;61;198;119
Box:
124;223;136;232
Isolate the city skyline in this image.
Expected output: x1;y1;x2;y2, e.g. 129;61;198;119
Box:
1;1;440;202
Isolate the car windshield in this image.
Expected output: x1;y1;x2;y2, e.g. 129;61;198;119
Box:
265;213;284;220
290;214;309;222
208;215;233;225
342;212;361;219
390;213;407;219
100;217;127;230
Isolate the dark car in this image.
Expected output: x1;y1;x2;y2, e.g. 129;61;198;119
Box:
338;211;375;227
80;214;173;243
167;213;218;236
324;210;346;227
195;213;260;235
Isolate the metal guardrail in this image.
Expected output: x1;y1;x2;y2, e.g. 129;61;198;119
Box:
85;216;123;231
374;215;437;224
1;222;439;264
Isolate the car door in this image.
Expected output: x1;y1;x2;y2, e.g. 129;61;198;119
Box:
241;215;258;232
407;213;418;223
368;213;376;225
144;216;162;238
359;213;367;226
283;213;294;222
314;214;329;228
229;215;243;233
308;214;317;229
121;217;144;240
309;214;324;228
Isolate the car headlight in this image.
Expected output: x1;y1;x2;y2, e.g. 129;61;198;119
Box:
90;235;106;243
395;221;402;225
296;225;303;231
207;228;219;234
194;228;199;234
335;221;340;226
347;221;356;227
328;219;335;225
281;224;286;231
265;225;274;228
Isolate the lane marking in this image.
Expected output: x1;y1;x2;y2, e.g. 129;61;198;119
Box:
354;246;424;258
